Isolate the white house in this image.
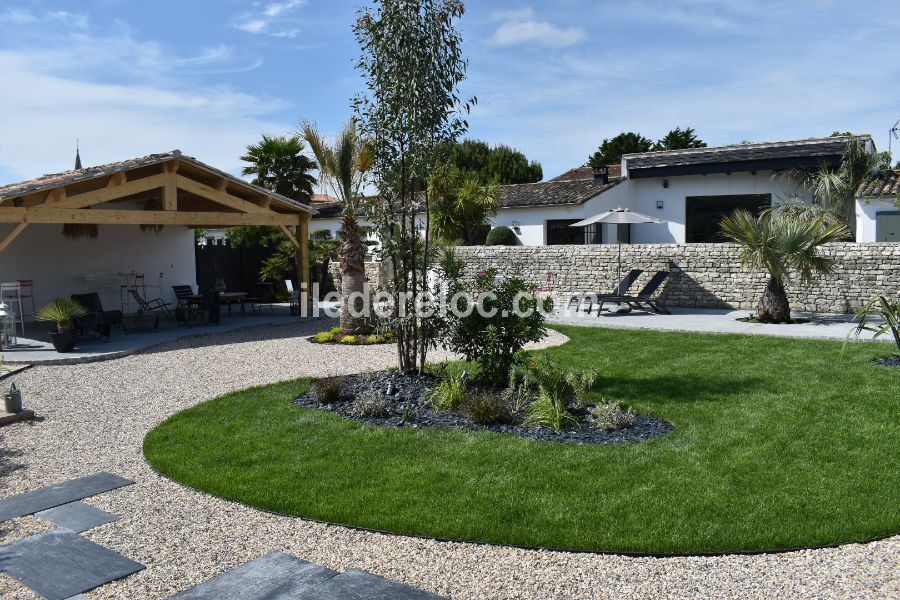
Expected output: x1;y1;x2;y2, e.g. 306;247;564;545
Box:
855;169;899;243
311;134;890;245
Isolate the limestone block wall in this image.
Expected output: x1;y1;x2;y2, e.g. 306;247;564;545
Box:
452;243;899;313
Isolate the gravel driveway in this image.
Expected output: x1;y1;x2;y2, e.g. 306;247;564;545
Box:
0;321;896;599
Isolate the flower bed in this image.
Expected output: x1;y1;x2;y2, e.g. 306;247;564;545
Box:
307;327;394;345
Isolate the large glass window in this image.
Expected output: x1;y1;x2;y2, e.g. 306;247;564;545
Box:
685;194;771;243
546;219;602;245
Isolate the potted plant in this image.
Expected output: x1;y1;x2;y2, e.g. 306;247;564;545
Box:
36;298;87;353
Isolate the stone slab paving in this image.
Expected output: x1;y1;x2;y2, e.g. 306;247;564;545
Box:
170;552;444;600
170;552;338;599
0;473;133;522
0;528;144;600
36;501;118;533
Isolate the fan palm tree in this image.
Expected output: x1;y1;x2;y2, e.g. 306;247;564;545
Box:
429;165;499;245
720;209;849;323
301;120;373;334
240;135;318;202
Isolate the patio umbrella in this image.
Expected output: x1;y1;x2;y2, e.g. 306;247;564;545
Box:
570;207;666;286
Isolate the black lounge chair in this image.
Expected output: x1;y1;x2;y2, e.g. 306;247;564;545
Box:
567;269;644;313
71;293;123;339
128;288;172;321
598;271;671;315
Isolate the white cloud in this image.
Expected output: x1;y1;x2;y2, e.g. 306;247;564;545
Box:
48;11;90;29
232;0;307;38
0;8;36;24
487;7;586;48
0;30;292;182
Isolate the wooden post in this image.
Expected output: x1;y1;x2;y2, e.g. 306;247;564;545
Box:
299;215;310;314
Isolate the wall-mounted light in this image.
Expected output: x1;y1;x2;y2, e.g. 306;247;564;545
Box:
511;220;522;235
662;179;669;189
656;200;664;210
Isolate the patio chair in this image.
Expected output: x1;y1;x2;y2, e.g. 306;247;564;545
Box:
597;271;671;315
567;269;643;313
71;293;123;339
127;288;172;321
242;282;276;314
285;279;300;314
172;285;202;324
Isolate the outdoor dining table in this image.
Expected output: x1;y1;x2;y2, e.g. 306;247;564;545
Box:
184;292;249;318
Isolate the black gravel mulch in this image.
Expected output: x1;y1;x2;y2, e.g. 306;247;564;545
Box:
874;356;900;367
295;370;673;445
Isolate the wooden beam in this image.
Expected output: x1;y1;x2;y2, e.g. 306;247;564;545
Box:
0;207;303;226
176;175;269;214
279;224;300;249
0;223;27;254
163;172;177;211
47;188;66;203
299;215;310;306
107;172;127;187
215;177;228;191
48;174;167;210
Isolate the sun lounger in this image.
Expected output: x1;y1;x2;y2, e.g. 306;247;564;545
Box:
567;269;644;313
598;271;671;315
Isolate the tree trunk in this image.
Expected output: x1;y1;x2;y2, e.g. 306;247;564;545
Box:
339;214;371;334
757;277;790;323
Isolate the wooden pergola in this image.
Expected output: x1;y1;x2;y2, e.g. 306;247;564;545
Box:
0;150;314;290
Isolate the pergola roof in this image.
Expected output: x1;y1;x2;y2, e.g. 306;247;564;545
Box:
0;150;312;271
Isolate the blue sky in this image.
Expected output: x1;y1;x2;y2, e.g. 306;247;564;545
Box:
1;0;898;188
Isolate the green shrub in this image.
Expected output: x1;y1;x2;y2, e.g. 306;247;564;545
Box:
588;402;636;430
351;392;389;418
467;392;511;425
524;357;577;430
566;369;599;408
330;326;343;335
365;334;379;344
501;363;533;414
848;295;900;357
436;251;551;385
313;377;343;404
313;331;335;343
340;335;359;345
429;372;468;411
485;226;518;246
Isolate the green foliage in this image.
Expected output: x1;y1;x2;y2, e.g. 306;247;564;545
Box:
429;165;499;244
438;252;551;385
588;402;636;430
240;134;317;202
429;371;468;411
566;369;599;408
466;392;511;425
330;326;343;335
485;225;518;246
351;391;389;418
354;0;472;372
313;332;336;343
435;139;542;184
312;377;343;404
226;226;285;248
340;335;359;345
501;363;533;414
524;357;578;431
36;298;87;331
587;132;653;167
652;127;706;151
849;296;900;356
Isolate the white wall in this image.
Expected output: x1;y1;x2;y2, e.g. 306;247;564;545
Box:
856;197;900;242
0;223;197;316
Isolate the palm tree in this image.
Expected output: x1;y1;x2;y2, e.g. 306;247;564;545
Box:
720;209;849;323
240;135;318;202
429;165;499;244
781;139;890;228
301;120;373;334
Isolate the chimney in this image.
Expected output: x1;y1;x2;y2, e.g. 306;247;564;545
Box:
592;167;609;186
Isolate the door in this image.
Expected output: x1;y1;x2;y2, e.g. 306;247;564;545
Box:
875;211;900;242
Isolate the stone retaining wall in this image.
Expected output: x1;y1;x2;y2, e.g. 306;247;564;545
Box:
452;243;900;313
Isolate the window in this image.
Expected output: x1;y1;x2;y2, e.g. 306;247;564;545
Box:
876;211;900;242
685;194;771;243
546;219;602;245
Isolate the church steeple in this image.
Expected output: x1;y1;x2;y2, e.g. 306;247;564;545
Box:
74;139;82;170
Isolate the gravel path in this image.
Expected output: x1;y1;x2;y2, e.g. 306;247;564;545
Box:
0;321;896;599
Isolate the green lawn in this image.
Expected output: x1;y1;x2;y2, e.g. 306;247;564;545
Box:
144;326;900;554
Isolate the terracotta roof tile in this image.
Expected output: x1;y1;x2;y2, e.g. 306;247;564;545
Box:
857;169;900;197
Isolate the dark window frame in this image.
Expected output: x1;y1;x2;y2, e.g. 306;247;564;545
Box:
546;219;602;245
685;194;771;243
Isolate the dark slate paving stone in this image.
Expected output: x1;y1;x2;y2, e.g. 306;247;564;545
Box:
0;528;144;600
36;501;118;533
311;569;446;600
170;551;338;599
0;472;134;522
